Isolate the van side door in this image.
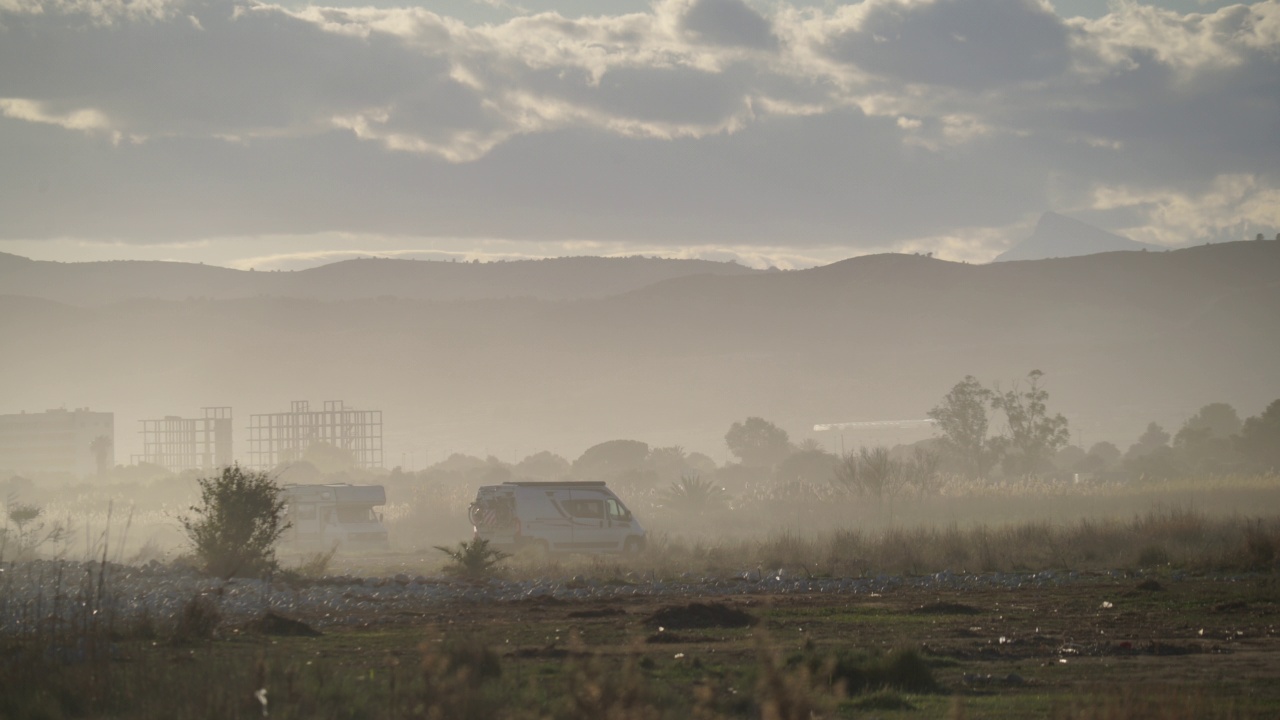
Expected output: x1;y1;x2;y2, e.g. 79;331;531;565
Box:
566;490;619;552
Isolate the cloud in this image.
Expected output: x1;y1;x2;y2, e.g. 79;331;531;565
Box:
1091;173;1280;245
679;0;777;49
0;98;115;134
0;0;1276;258
821;0;1073;90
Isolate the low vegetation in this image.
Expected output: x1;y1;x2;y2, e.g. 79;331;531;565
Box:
435;537;511;577
179;465;289;578
2;567;1277;719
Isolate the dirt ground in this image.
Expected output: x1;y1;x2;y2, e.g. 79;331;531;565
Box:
365;573;1280;717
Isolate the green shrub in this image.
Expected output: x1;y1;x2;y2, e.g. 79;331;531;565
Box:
179;465;289;578
435;538;510;578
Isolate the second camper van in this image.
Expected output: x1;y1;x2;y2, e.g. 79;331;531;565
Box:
469;481;646;554
280;483;390;551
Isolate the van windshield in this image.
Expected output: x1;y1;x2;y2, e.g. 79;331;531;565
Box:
606;498;630;521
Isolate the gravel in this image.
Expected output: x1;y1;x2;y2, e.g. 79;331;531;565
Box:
0;559;1182;635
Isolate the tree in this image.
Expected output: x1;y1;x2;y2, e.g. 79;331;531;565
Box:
89;435;112;477
573;439;650;479
1173;403;1242;475
180;465;289;578
1081;441;1121;473
928;376;1000;480
992;370;1070;478
1237;399;1280;471
1176;403;1242;442
646;445;692;481
1126;423;1170;461
514;451;571;481
1;500;69;561
775;449;840;485
830;445;938;503
725;417;791;468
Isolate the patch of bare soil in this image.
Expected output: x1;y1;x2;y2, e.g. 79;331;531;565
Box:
913;601;983;615
643;602;756;630
250;611;322;637
566;607;627;619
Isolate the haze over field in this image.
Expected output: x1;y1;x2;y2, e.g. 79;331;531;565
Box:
2;240;1277;463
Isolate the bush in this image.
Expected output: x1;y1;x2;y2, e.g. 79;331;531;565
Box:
1;498;69;561
180;465;289;578
435;538;510;578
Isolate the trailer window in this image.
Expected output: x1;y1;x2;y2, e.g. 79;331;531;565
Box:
336;505;376;523
293;504;317;521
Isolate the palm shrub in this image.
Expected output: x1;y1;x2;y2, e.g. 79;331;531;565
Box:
180;465;289;578
1;498;69;561
659;473;728;514
435;538;510;578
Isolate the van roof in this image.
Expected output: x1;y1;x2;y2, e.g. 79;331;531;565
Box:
502;481;606;487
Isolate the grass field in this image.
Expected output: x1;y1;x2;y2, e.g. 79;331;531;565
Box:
4;477;1280;718
2;572;1278;719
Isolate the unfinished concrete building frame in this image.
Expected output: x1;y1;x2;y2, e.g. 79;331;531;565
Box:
247;400;383;471
136;407;232;473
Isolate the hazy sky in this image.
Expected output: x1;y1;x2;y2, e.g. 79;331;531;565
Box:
2;0;1277;269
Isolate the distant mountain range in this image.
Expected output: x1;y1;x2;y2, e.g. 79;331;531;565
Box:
0;253;760;305
994;212;1165;262
2;241;1277;462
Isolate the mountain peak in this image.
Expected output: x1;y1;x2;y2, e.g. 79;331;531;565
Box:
994;212;1162;262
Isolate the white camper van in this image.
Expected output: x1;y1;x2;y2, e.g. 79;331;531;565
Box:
469;481;646;554
280;483;389;551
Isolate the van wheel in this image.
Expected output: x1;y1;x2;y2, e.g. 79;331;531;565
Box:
623;537;644;556
521;538;551;561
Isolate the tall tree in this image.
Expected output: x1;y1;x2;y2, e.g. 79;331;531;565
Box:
724;417;791;468
572;439;650;479
1175;403;1242;444
1237;399;1280;471
993;369;1070;478
928;375;1000;480
1173;403;1242;475
1126;422;1170;460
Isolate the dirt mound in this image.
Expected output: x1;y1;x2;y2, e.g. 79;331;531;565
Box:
1134;579;1164;592
643;602;756;630
567;607;627;619
1212;600;1248;613
251;612;321;637
913;602;982;615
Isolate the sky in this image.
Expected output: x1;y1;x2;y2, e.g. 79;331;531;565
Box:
1;0;1277;270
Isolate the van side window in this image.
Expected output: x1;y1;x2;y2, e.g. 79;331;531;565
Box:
606;499;627;520
564;499;604;519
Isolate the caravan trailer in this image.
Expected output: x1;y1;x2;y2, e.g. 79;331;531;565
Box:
280;483;389;551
